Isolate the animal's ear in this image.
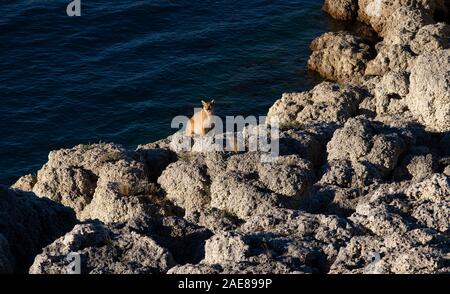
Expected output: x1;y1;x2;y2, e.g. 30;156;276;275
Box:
201;100;207;106
210;100;215;105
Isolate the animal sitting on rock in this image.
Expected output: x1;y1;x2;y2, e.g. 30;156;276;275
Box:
186;100;215;136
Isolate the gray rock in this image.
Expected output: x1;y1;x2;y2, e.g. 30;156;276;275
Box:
29;143;166;223
411;22;450;54
268;82;367;126
323;117;407;187
11;174;36;192
29;220;176;274
308;32;374;83
407;49;450;132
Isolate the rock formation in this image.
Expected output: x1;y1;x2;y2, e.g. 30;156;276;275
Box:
3;0;450;274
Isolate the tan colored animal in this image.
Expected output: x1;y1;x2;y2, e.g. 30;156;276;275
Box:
186;100;215;136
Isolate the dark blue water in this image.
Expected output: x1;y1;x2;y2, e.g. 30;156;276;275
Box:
0;0;332;185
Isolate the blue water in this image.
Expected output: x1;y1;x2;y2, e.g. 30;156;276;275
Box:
0;0;332;185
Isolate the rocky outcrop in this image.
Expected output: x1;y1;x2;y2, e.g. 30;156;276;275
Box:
30;215;212;274
0;186;76;273
4;0;450;274
406;49;450;132
159;151;315;221
268;82;367;126
411;22;450;54
29;220;175;274
323;0;358;21
170;209;358;274
13;143;176;224
308;32;375;83
330;179;450;273
321;116;409;188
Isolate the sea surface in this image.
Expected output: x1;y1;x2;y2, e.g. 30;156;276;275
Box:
0;0;335;185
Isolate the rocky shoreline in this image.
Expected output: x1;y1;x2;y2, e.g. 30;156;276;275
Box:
2;0;449;274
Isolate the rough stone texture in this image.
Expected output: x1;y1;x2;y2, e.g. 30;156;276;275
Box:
373;71;410;116
11;174;37;192
268;82;367;126
308;32;375;83
406;49;450;132
330;181;450;273
210;172;282;220
158;150;315;220
6;0;450;275
382;6;434;44
411;22;450;54
323;0;358;21
357;0;436;35
170;209;358;274
158;159;211;213
365;43;415;76
321;116;408;188
21;143;175;223
0;186;76;273
29;220;176;274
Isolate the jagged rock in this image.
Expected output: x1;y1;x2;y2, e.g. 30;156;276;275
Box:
168;256;315;274
308;32;375;83
158;159;211;213
128;216;212;264
365;43;415;76
412;200;450;233
330;232;450;273
204;232;249;265
323;0;358;21
29;143;171;223
171;208;358;274
185;208;239;233
322;117;408;188
373;71;409;116
136;147;176;182
159;150;315;220
240;209;358;269
405;173;450;201
210;172;282;220
382;6;434;45
313;185;362;216
258;155;314;199
406;49;450;132
29;220;176;274
268;82;367;126
331;182;450;273
411;22;450;54
11;174;36;192
0;186;76;273
394;152;437;181
357;0;436;35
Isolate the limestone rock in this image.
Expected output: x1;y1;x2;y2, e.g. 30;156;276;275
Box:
158;159;211;213
406;49;450;132
268;82;367;126
365;43;415;76
29;220;176;274
323;0;358;21
323;117;407;188
411;22;450;54
30;143;169;223
308;32;375;83
11;174;36;192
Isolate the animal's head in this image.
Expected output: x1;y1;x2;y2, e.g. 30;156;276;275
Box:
201;100;215;114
